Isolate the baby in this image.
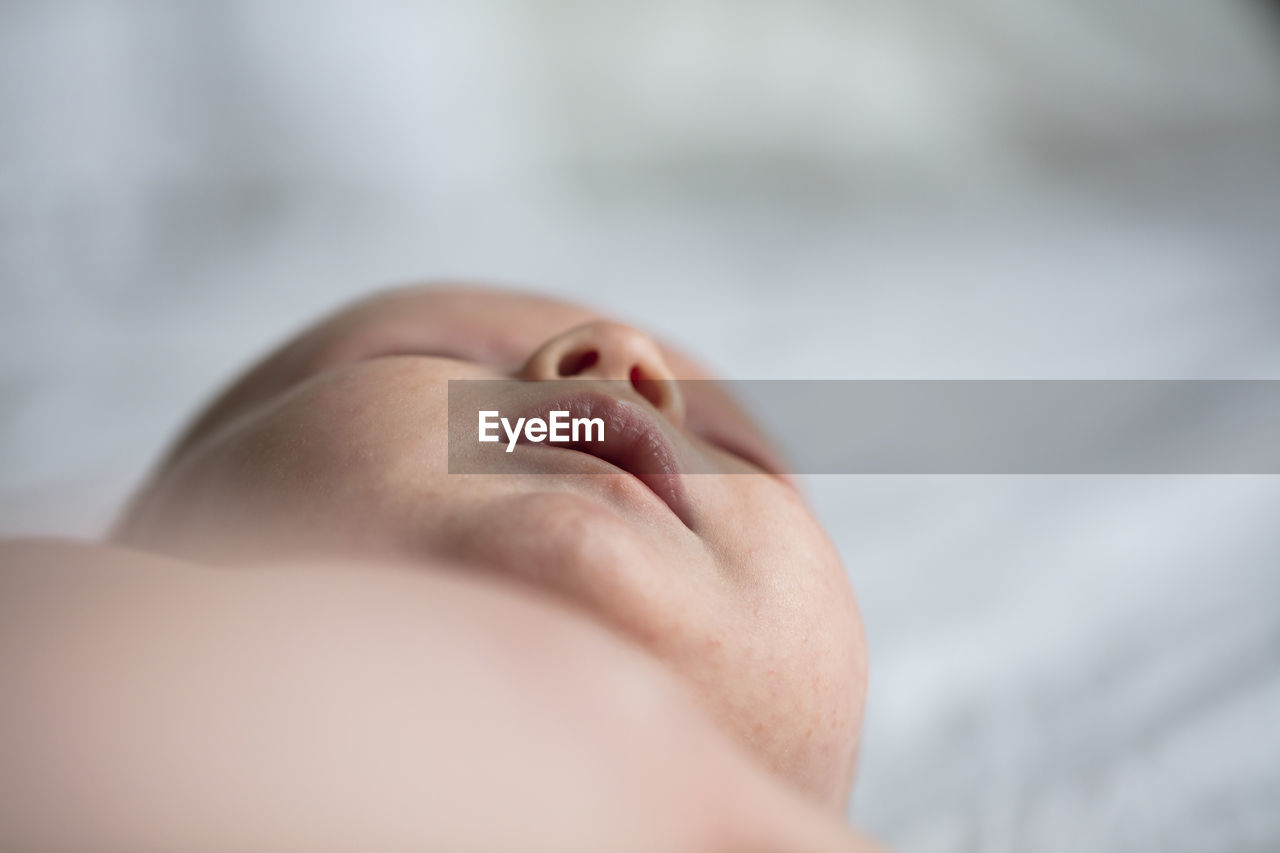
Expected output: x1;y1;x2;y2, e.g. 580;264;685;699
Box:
0;286;877;851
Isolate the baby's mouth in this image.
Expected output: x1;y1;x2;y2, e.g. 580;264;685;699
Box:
515;389;696;530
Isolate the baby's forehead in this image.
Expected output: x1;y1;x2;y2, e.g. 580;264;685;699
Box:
356;286;717;379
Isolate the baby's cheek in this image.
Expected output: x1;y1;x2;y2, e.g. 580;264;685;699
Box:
692;476;864;805
702;475;844;595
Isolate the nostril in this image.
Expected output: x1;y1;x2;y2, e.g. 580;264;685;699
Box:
630;365;666;410
557;348;599;377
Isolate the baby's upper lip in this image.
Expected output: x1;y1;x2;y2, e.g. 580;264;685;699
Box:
517;389;695;529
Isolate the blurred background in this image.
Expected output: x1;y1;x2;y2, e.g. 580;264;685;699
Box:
3;2;1279;850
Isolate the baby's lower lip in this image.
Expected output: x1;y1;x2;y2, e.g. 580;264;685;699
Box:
514;392;696;530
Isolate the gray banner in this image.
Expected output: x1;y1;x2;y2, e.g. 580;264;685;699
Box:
448;380;1280;474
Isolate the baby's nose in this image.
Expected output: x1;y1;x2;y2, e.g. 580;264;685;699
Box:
520;321;685;425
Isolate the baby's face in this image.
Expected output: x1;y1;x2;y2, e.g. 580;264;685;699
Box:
115;287;866;808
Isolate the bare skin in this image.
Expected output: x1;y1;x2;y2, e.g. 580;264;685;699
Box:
0;285;879;849
0;540;882;852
